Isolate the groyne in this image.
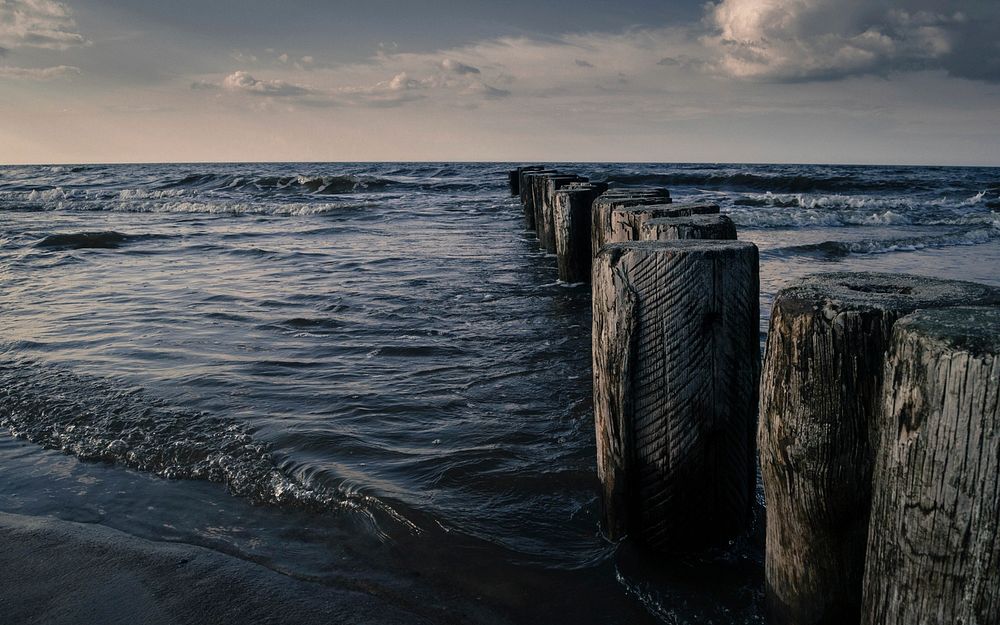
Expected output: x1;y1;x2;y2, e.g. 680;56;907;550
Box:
508;165;1000;625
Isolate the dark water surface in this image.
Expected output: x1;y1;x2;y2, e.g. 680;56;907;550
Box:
1;162;998;623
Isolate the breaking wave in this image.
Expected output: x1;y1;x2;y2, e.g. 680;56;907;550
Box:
766;226;1000;260
157;173;393;195
0;359;419;536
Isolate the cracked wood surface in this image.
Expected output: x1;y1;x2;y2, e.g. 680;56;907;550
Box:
862;307;1000;625
592;240;759;550
553;186;604;284
608;204;720;244
759;273;1000;625
641;214;737;242
591;190;671;257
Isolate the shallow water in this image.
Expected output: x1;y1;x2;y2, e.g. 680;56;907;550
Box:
1;162;998;623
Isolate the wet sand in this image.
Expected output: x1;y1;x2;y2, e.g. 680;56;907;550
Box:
0;512;509;625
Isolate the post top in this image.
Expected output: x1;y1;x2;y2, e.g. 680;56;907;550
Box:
776;272;1000;315
644;213;734;227
895;306;1000;356
597;239;756;257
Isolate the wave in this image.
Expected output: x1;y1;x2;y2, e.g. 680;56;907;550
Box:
35;231;154;250
0;360;324;505
0;358;421;539
604;172;935;193
729;190;992;212
765;227;1000;260
730;205;999;229
157;173;393;195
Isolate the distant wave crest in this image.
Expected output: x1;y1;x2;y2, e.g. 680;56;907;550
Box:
766;226;1000;259
158;173;393;195
605;172;933;193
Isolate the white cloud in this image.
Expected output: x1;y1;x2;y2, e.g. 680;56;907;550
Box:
0;63;78;79
0;0;87;51
221;70;312;97
702;0;995;82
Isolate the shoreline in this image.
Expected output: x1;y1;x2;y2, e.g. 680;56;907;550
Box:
0;511;507;625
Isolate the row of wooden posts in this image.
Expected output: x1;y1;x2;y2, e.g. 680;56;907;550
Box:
508;165;1000;625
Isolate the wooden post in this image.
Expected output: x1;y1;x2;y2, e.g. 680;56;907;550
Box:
608;203;720;243
552;184;605;283
642;214;737;241
520;170;556;230
531;173;560;239
509;166;543;196
862;306;1000;625
540;176;588;253
591;189;671;256
759;273;1000;625
592;240;759;550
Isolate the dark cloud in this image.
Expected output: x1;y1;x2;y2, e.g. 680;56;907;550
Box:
0;0;88;51
440;59;481;75
575;59;594;68
704;0;1000;83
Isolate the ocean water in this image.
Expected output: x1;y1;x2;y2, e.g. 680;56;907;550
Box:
1;162;998;623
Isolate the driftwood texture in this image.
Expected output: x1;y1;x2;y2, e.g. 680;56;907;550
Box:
608;203;720;243
541;176;588;253
862;306;1000;625
642;214;737;241
591;189;672;256
759;273;1000;625
592;240;759;550
509;166;543;196
519;170;556;230
553;186;604;283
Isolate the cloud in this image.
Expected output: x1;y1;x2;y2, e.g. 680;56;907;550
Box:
440;58;480;75
702;0;1000;82
0;63;78;79
221;71;312;96
575;59;594;68
0;0;87;51
334;71;427;107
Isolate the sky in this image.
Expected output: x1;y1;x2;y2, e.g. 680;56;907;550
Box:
1;0;999;165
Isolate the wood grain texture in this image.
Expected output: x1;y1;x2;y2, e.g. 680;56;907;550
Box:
553;185;604;283
642;214;737;241
591;190;672;257
541;176;588;253
758;273;1000;625
519;170;555;229
608;204;720;244
863;307;1000;625
509;166;543;196
592;240;759;550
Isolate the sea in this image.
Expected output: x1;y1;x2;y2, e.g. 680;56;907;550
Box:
1;162;998;624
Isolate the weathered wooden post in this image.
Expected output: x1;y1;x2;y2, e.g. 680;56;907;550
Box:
591;189;671;256
509;166;543;196
520;170;556;230
642;214;737;241
530;173;559;239
592;240;759;550
759;273;1000;625
608;203;720;243
540;175;589;253
862;306;1000;625
552;183;607;283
